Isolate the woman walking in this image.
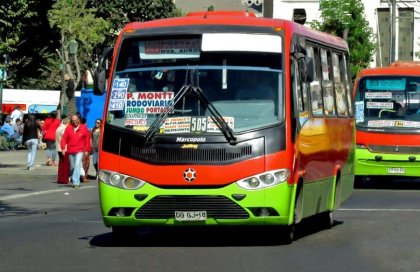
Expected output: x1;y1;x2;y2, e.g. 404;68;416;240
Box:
80;117;91;183
56;116;70;184
22;114;40;170
91;118;102;179
43;111;61;166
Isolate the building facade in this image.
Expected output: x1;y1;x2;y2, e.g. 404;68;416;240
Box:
268;0;420;67
174;0;420;67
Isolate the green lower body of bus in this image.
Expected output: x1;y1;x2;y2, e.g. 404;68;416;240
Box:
99;176;343;229
355;148;420;177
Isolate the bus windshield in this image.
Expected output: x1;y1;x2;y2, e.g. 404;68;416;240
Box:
355;76;420;131
106;34;283;134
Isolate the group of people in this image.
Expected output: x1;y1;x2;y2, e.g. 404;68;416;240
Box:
0;106;25;151
1;106;102;189
57;113;102;188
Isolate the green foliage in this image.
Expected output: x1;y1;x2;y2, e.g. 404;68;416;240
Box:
310;0;376;79
0;0;36;54
48;0;110;67
1;0;177;90
417;39;420;58
88;0;177;49
0;0;38;87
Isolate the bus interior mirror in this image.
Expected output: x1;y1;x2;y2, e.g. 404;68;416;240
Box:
292;43;306;61
297;43;307;55
94;69;106;95
301;56;314;83
222;59;227;89
93;47;114;95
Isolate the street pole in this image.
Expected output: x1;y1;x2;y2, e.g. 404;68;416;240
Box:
0;73;3;116
0;54;9;116
390;0;396;63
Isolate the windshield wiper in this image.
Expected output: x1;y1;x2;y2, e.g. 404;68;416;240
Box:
145;84;193;143
145;83;237;145
145;68;237;145
192;86;237;144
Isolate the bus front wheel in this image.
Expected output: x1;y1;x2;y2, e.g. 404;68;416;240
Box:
283;225;295;244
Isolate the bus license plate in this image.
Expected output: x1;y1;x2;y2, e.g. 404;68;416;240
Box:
387;167;405;174
175;211;207;221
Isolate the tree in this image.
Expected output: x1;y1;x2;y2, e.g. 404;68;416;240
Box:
88;0;178;49
48;0;110;116
417;39;420;59
310;0;376;79
1;0;178;95
0;0;37;87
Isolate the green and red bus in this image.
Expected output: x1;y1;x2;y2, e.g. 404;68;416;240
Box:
94;10;355;242
353;61;420;181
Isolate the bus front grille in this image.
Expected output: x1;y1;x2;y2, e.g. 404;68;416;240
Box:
368;145;420;154
135;195;249;219
131;145;253;164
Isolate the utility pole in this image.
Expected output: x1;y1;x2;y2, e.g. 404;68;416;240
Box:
390;0;396;63
0;54;10;116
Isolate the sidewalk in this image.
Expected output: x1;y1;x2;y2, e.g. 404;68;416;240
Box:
0;149;95;179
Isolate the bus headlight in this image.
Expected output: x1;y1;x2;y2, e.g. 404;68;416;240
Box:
123;177;142;189
98;170;146;190
110;174;122;186
98;170;111;182
236;169;290;190
248;177;260;188
259;173;275;185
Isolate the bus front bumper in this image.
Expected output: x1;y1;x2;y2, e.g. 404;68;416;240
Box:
355;148;420;177
99;181;295;228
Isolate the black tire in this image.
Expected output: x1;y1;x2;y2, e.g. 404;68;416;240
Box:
283;225;295;244
319;211;334;229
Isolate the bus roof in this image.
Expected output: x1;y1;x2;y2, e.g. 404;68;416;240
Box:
389;61;420;68
120;10;348;50
356;62;420;78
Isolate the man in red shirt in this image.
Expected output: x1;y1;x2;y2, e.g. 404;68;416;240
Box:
43;111;61;166
61;114;91;188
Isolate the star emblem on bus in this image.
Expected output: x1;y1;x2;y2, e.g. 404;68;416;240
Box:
183;168;196;182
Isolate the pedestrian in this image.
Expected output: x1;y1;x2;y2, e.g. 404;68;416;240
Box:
80;117;91;183
37;119;46;150
1;116;18;149
61;114;91;188
22;114;41;170
91;118;102;179
42;111;61;166
0;134;9;151
56;116;70;184
10;106;24;125
11;118;24;149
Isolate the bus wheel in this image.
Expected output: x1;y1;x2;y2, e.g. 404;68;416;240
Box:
283;183;302;243
319;211;334;229
283;225;295;244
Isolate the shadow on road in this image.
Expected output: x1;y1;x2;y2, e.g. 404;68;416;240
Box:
0;201;41;217
354;176;420;190
89;215;343;247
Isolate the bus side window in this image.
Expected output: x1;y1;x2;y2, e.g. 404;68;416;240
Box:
320;49;336;116
308;46;324;117
342;54;353;116
292;59;306;126
332;52;348;117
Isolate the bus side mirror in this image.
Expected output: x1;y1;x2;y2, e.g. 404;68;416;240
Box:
94;47;114;95
301;56;314;83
